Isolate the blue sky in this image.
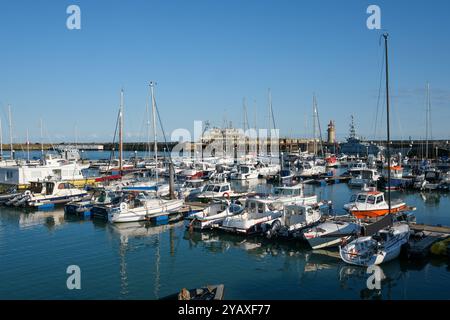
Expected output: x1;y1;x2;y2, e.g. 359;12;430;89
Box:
0;0;449;143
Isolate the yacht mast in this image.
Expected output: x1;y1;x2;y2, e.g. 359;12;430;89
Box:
40;118;44;156
312;96;316;156
383;33;392;215
119;89;124;173
146;89;151;159
150;82;158;181
26;128;30;161
8;105;13;160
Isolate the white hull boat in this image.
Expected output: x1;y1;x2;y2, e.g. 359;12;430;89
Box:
339;223;410;266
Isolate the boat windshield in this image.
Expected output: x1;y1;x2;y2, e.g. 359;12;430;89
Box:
356;194;367;203
205;185;215;192
367;195;376;204
240;166;250;174
349;194;357;202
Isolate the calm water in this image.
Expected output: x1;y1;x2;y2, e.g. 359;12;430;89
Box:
1;153;450;299
1;182;449;300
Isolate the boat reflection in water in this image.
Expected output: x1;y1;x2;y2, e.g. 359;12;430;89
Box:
105;220;184;299
18;209;66;230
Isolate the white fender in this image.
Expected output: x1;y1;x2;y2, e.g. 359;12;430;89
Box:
119;202;128;212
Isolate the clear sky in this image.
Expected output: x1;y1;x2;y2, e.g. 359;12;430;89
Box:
0;0;449;143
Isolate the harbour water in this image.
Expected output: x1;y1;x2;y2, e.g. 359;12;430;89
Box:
1;151;449;299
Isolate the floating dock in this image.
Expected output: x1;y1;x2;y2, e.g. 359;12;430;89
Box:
408;223;450;259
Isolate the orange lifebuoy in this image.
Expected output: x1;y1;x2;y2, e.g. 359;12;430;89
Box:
223;192;230;199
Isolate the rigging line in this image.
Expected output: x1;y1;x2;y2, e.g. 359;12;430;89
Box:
108;108;121;171
153;94;173;164
373;44;385;140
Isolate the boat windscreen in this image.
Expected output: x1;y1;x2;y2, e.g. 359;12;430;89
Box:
356;194;367;203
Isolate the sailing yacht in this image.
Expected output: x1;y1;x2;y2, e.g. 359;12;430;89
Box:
339;222;410;266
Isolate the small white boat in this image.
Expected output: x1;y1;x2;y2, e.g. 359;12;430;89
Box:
230;164;259;180
348;169;381;188
219;198;283;234
294;160;326;177
339;222;410;266
303;217;361;249
17;181;89;208
181;179;207;198
108;193;184;223
265;203;323;238
269;185;317;205
196;182;241;200
187;200;244;230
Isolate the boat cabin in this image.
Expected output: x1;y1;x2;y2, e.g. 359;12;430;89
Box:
273;185;303;197
245;199;283;215
349;191;385;206
204;182;231;194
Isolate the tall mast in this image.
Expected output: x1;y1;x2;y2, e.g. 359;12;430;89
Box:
150;82;158;181
146;88;151;159
26;128;30;161
312;95;316;156
8;105;13;159
40;118;44;156
425;82;430;159
383;33;391;215
119;89;124;173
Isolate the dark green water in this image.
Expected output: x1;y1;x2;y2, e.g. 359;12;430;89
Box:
1;181;450;300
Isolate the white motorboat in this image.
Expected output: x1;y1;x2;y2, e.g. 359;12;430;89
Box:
348;169;381;188
196;182;242;200
230;164;259;180
14;180;89;208
219;198;283;234
108;193;184;223
181;179;207;198
339;222;410;266
303;217;361;249
255;162;280;177
265;203;323;238
294;160;326;177
347;161;368;177
187;200;244;230
269;185;318;205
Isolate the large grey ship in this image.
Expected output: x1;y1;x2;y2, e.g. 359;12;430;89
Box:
339;116;382;156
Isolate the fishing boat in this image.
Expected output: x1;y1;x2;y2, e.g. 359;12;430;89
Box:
347;160;369;177
196;182;241;201
348;168;381;188
65;189;119;215
10;180;90;208
107;192;184;223
230;164;259;180
264;203;324;238
187;200;244;230
294;160;326;178
269;184;317;205
181;179;207;198
339;222;410;266
343;190;411;219
219;198;283;234
303;217;361;250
